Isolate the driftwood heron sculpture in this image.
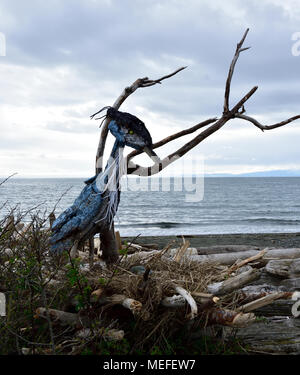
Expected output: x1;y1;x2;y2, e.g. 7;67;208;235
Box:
50;107;159;262
50;29;300;264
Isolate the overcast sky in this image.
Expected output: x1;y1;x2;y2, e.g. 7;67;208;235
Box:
1;0;300;177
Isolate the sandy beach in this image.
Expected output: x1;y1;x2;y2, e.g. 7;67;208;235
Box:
123;232;300;250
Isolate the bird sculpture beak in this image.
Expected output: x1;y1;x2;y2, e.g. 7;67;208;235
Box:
143;146;161;163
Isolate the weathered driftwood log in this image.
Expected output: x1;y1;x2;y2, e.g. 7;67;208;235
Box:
35;307;81;327
225;249;267;275
168;247;198;260
207;268;260;296
265;259;300;278
161;295;186;308
224;317;300;354
189;250;260;265
76;328;124;341
254;299;298;317
264;248;300;260
122;243;157;254
90;293;142;314
236;292;293;313
196;245;260;255
108;294;142;314
189;248;300;265
204;308;256;328
281;278;300;291
234;284;287;303
161;293;218;308
126;250;159;263
250;269;286;287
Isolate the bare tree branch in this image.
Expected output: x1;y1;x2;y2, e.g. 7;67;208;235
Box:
235;113;300;131
127;117;218;161
140;66;187;87
0;173;17;187
224;28;250;113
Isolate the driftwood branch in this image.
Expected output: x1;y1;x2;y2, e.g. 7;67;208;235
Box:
109;294;142;314
35;307;81;327
0;173;17;187
127;117;218;161
236;292;293;313
189;247;300;265
174;285;198;319
205;308;256;328
207;268;260;296
235;113;300;132
225;249;267;275
224;28;250;113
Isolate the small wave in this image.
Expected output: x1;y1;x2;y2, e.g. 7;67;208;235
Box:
243;218;300;225
118;221;197;229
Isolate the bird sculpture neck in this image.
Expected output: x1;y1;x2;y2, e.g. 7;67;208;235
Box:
96;139;124;193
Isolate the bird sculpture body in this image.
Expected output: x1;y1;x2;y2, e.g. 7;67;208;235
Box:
50;107;157;255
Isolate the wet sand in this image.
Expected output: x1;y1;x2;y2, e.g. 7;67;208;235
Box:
123;232;300;249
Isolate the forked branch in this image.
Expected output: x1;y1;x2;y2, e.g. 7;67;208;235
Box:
235;113;300;131
224;28;250;113
127;117;218;162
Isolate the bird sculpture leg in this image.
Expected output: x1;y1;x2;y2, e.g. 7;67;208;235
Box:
100;223;119;264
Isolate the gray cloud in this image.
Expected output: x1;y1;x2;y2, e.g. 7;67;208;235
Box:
1;0;300;177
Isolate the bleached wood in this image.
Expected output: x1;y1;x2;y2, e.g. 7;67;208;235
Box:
207;268;260;296
173;241;190;262
236;292;289;313
161;295;186;308
35;307;79;326
174;286;198;319
103;329;125;341
226;249;267;275
206;308;256;328
265;258;300;278
108;294;142;314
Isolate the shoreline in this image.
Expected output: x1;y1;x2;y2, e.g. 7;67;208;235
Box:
122;231;300;249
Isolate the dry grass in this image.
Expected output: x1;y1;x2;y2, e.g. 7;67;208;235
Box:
0;207;244;355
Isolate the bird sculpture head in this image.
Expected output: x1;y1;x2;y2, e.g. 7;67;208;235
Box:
91;106;159;161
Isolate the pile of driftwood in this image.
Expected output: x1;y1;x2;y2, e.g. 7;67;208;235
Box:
1;212;300;354
32;236;300;355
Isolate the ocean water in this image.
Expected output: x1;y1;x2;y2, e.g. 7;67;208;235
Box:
0;177;300;237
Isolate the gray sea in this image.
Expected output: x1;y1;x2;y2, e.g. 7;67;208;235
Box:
0;177;300;237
